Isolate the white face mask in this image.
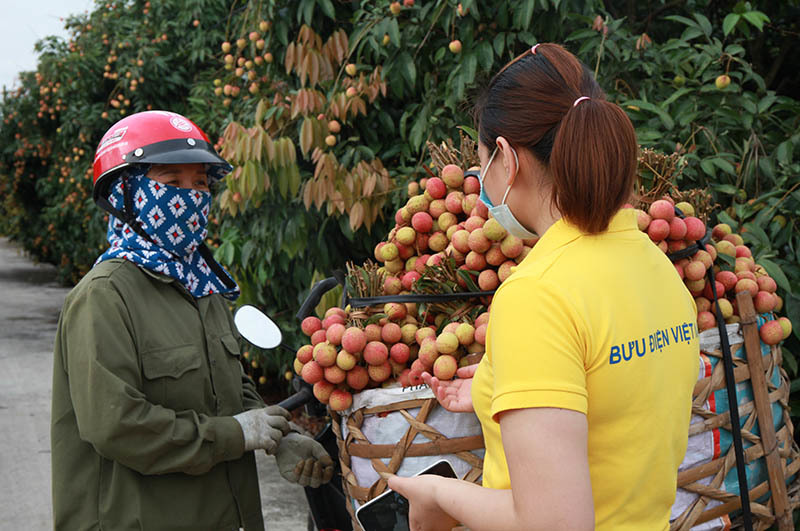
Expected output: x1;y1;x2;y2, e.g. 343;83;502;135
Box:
479;145;538;240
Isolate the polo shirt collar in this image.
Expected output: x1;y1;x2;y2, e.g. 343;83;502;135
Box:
520;208;638;266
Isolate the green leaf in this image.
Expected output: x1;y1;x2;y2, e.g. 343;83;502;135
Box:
775;140;793;165
223;241;235;265
623;100;674;130
565;28;598;42
665;15;699;29
514;0;535;30
388;18;401;46
722;13;740;36
301;0;315;25
318;0;336;19
663;87;693;107
462;52;478;84
681;27;704;41
787;294;800;341
712;183;739;196
476;40;494;71
241;240;256;269
693;13;712;36
458;125;478;141
711;157;736;176
759;258;792;294
757;93;777;114
716;253;735;268
700;158;716;177
785;349;798;377
397;51;416;87
717;210;739;230
409;110;428;151
742;11;768;31
457;269;480;292
742;222;770;248
758;157;775;179
493;33;505;57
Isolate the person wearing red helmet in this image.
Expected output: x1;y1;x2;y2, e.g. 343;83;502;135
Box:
51;111;333;530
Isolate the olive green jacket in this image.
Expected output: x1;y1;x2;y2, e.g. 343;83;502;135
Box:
51;259;266;530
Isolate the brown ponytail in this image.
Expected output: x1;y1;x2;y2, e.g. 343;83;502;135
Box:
474;43;637;234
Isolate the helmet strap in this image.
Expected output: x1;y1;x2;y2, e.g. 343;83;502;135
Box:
197;243;238;289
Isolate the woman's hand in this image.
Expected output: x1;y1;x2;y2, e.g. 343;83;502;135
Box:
422;364;478;413
387;474;459;531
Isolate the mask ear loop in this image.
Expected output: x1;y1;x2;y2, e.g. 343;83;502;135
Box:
480;147;499;187
500;146;520;206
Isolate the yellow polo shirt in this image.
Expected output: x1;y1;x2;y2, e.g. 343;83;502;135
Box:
472;209;699;530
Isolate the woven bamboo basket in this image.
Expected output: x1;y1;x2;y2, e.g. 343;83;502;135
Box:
335;275;798;529
330;396;484;531
671;293;800;530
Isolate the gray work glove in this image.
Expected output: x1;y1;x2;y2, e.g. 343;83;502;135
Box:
233;405;291;454
274;433;335;488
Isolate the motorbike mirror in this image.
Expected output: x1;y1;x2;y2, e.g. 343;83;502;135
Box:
234;305;283;349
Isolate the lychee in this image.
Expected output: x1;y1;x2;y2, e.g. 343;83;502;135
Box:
346;366;369;391
364;341;389;365
341;327;367;354
478;269;500;291
329;389;353;412
313;380;335;403
759;320;783;346
313;342;338;367
648;200;675;221
684;217;706;241
390;343;411;364
455;323;475;345
433;355;458;380
500;235;523;258
336;350;357;371
301;316;322;337
483;218;507;241
368;361;392;383
441;164;464;188
301;360;324;384
436;332;459;354
381;322;403;343
324;365;346;384
326;323;346;345
296;344;314;364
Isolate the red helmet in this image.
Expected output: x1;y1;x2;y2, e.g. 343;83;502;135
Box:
92;110;232;202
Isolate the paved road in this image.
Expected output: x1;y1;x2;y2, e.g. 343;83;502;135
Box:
0;237;308;530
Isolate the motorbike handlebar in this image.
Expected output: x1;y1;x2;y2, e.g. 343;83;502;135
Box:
278;386;314;411
295;277;340;321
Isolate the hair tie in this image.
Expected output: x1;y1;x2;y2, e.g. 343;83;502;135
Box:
573;96;590;107
531;44;540;54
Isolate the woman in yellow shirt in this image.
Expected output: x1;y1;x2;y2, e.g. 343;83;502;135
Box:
389;43;699;530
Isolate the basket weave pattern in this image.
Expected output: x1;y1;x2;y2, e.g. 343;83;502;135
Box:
331;398;484;530
671;340;800;530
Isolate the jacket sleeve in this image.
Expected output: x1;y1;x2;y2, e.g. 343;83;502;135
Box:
62;281;245;476
241;369;265;411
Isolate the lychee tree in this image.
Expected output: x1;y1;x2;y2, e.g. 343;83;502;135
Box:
0;0;234;283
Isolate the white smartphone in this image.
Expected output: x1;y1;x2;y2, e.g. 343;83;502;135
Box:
355;459;458;531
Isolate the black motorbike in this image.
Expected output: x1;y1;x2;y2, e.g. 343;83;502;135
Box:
234;277;352;531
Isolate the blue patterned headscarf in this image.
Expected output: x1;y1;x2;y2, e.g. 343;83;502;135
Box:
95;168;239;300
